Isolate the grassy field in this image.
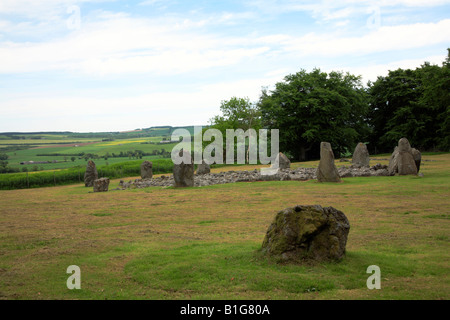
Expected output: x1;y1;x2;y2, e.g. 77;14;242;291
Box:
0;154;448;300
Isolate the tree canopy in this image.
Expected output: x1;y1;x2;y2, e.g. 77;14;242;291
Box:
368;50;450;153
209;96;261;133
258;68;369;160
207;49;449;161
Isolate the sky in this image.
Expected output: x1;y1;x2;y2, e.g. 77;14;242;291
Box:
0;0;449;133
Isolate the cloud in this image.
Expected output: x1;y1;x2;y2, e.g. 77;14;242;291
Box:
138;0;167;5
2;2;447;77
0;74;283;131
245;0;450;24
1;0;449;131
0;10;272;75
284;19;450;57
0;0;113;17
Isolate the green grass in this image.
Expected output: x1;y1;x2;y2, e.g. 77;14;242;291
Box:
0;153;448;300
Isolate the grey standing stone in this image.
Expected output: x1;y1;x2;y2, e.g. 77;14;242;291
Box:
261;205;350;262
84;160;98;187
351;142;370;167
196;160;211;175
411;148;422;173
93;177;110;192
388;138;419;175
272;152;291;169
388;146;399;175
316;142;342;182
398;137;412;153
173;151;194;187
398;151;418;175
140;160;153;179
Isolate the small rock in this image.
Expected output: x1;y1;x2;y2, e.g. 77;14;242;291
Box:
93;177;110;192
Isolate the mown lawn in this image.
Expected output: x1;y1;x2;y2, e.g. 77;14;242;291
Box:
0;154;448;300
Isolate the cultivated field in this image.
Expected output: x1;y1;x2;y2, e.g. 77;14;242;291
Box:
3;137;177;171
0;154;449;300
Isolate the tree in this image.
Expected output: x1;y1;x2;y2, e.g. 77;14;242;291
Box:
211;97;261;132
417;53;450;151
71;156;76;162
0;153;8;168
208;97;262;162
367;68;423;153
258;69;369;160
367;50;450;152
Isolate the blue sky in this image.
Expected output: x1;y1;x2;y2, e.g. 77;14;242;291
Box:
1;0;449;132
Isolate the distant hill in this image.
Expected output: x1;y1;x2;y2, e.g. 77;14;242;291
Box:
0;126;204;140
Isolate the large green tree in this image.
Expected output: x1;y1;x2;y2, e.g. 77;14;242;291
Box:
209;96;261;133
258;68;369;160
368;50;450;152
207;97;262;162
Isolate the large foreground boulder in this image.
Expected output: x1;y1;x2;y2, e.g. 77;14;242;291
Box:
173;151;194;187
261;205;350;262
93;177;110;192
351;142;370;167
140;161;153;179
316;142;342;182
84;160;98;187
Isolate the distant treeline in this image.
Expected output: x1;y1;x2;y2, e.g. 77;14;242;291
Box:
36;149;172;159
68;126;196;139
0;126;198;141
0;135;46;140
0;145;30;153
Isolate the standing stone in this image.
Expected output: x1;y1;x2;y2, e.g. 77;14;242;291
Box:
398;151;417;175
388;138;418;175
316;142;341;182
411;148;422;173
93;177;110;192
351;142;370;167
173;151;194;187
272;152;291;169
261;205;350;262
196;160;210;175
388;146;399;175
84;160;98;187
140;160;153;179
398;137;412;153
